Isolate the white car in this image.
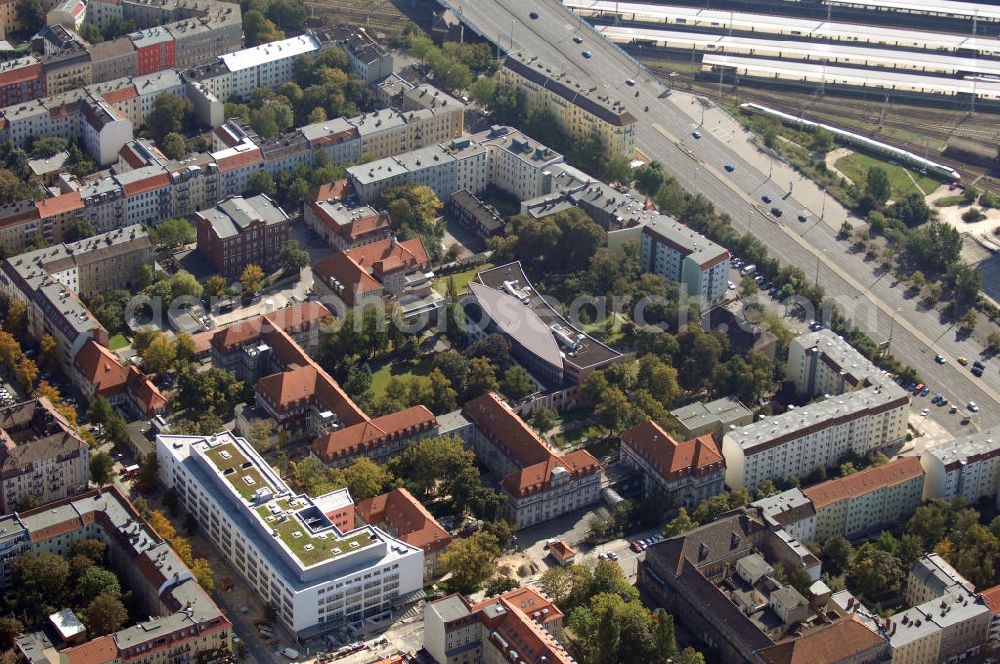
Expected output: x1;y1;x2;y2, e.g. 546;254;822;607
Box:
728;281;736;290
921;408;930;416
968;401;980;412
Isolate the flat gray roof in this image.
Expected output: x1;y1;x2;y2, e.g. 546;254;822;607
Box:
923;427;1000;470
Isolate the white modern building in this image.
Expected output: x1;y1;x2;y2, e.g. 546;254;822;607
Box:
722;386;910;491
922;428;1000;504
199;34;321;102
156;431;423;636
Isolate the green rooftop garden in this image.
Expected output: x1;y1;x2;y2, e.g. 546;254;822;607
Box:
255;503;377;567
204;442;273;501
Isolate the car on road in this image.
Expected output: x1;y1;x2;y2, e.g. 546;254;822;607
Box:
582;49;592;58
770;207;783;217
958;356;969;365
969;401;980;412
573;35;583;43
761;194;772;204
724;163;735;172
935;354;947;364
529;11;538;18
921;408;930;416
921;387;931;397
692;130;701;139
626;78;636;86
798;212;809;222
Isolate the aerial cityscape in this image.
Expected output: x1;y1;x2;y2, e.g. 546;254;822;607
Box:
0;0;996;661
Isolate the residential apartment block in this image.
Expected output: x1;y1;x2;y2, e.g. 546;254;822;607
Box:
886;555;990;663
451;393;601;529
0;226;163;417
750;457;924;544
355;487;452;584
722;386;910;491
15;486;230;662
803;456;924;542
424;587;569;664
787;329;895;398
922;428;1000;504
499;52;636;158
157;430;424;635
0;397;89;514
0;512;28;588
620;419;725;509
640;508;888;664
0;69;184;165
195;194;290;279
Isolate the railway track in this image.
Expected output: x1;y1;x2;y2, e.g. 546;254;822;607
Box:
303;0;422;31
644;60;1000;193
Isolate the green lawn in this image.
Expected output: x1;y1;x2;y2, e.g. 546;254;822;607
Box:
434;262;494;296
553;424;603;449
834;152;942;199
580;312;627;347
109;334;129;351
370;355;436;399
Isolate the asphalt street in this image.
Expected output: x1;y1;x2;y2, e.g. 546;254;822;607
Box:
445;0;1000;434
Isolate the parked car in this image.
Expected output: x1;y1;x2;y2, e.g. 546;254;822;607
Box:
573;35;583;43
913;383;924;394
921;387;931;397
969;401;980;412
724;163;735;172
582;49;592;58
762;194;772;204
770;207;783;217
692;130;701;139
935;354;946;364
529;10;538;18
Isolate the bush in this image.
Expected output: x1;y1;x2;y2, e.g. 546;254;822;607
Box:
962;208;986;223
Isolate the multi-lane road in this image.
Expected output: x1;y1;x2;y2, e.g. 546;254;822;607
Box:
444;0;1000;434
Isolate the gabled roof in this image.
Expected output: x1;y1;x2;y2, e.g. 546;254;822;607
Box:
310;405;436;461
257;364;318;410
313;251;383;307
35;191;83;218
355;487;451;553
621;420;725;482
980;584;1000;615
60;634;119;664
802;457;923;510
756;617;886;664
75;339;128;396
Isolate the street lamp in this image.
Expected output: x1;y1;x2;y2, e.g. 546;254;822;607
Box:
814;249;824;288
820;187;827;221
887;307;901;357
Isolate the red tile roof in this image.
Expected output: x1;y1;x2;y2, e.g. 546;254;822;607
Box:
348;237;429;273
464;393;599;497
980;584;1000;615
121;172;170;197
0;62;41;87
75;340;128;397
309;179;349;203
313;251;383;306
125;365;167;415
101;85;137;105
756;617;885;664
548;539;574;562
803;457;923;511
310;405;436;461
471;587;563;625
621;420;725;482
355;487;452;554
60;634;119;664
35;191;83;219
257;364;318;410
215;148;263;172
